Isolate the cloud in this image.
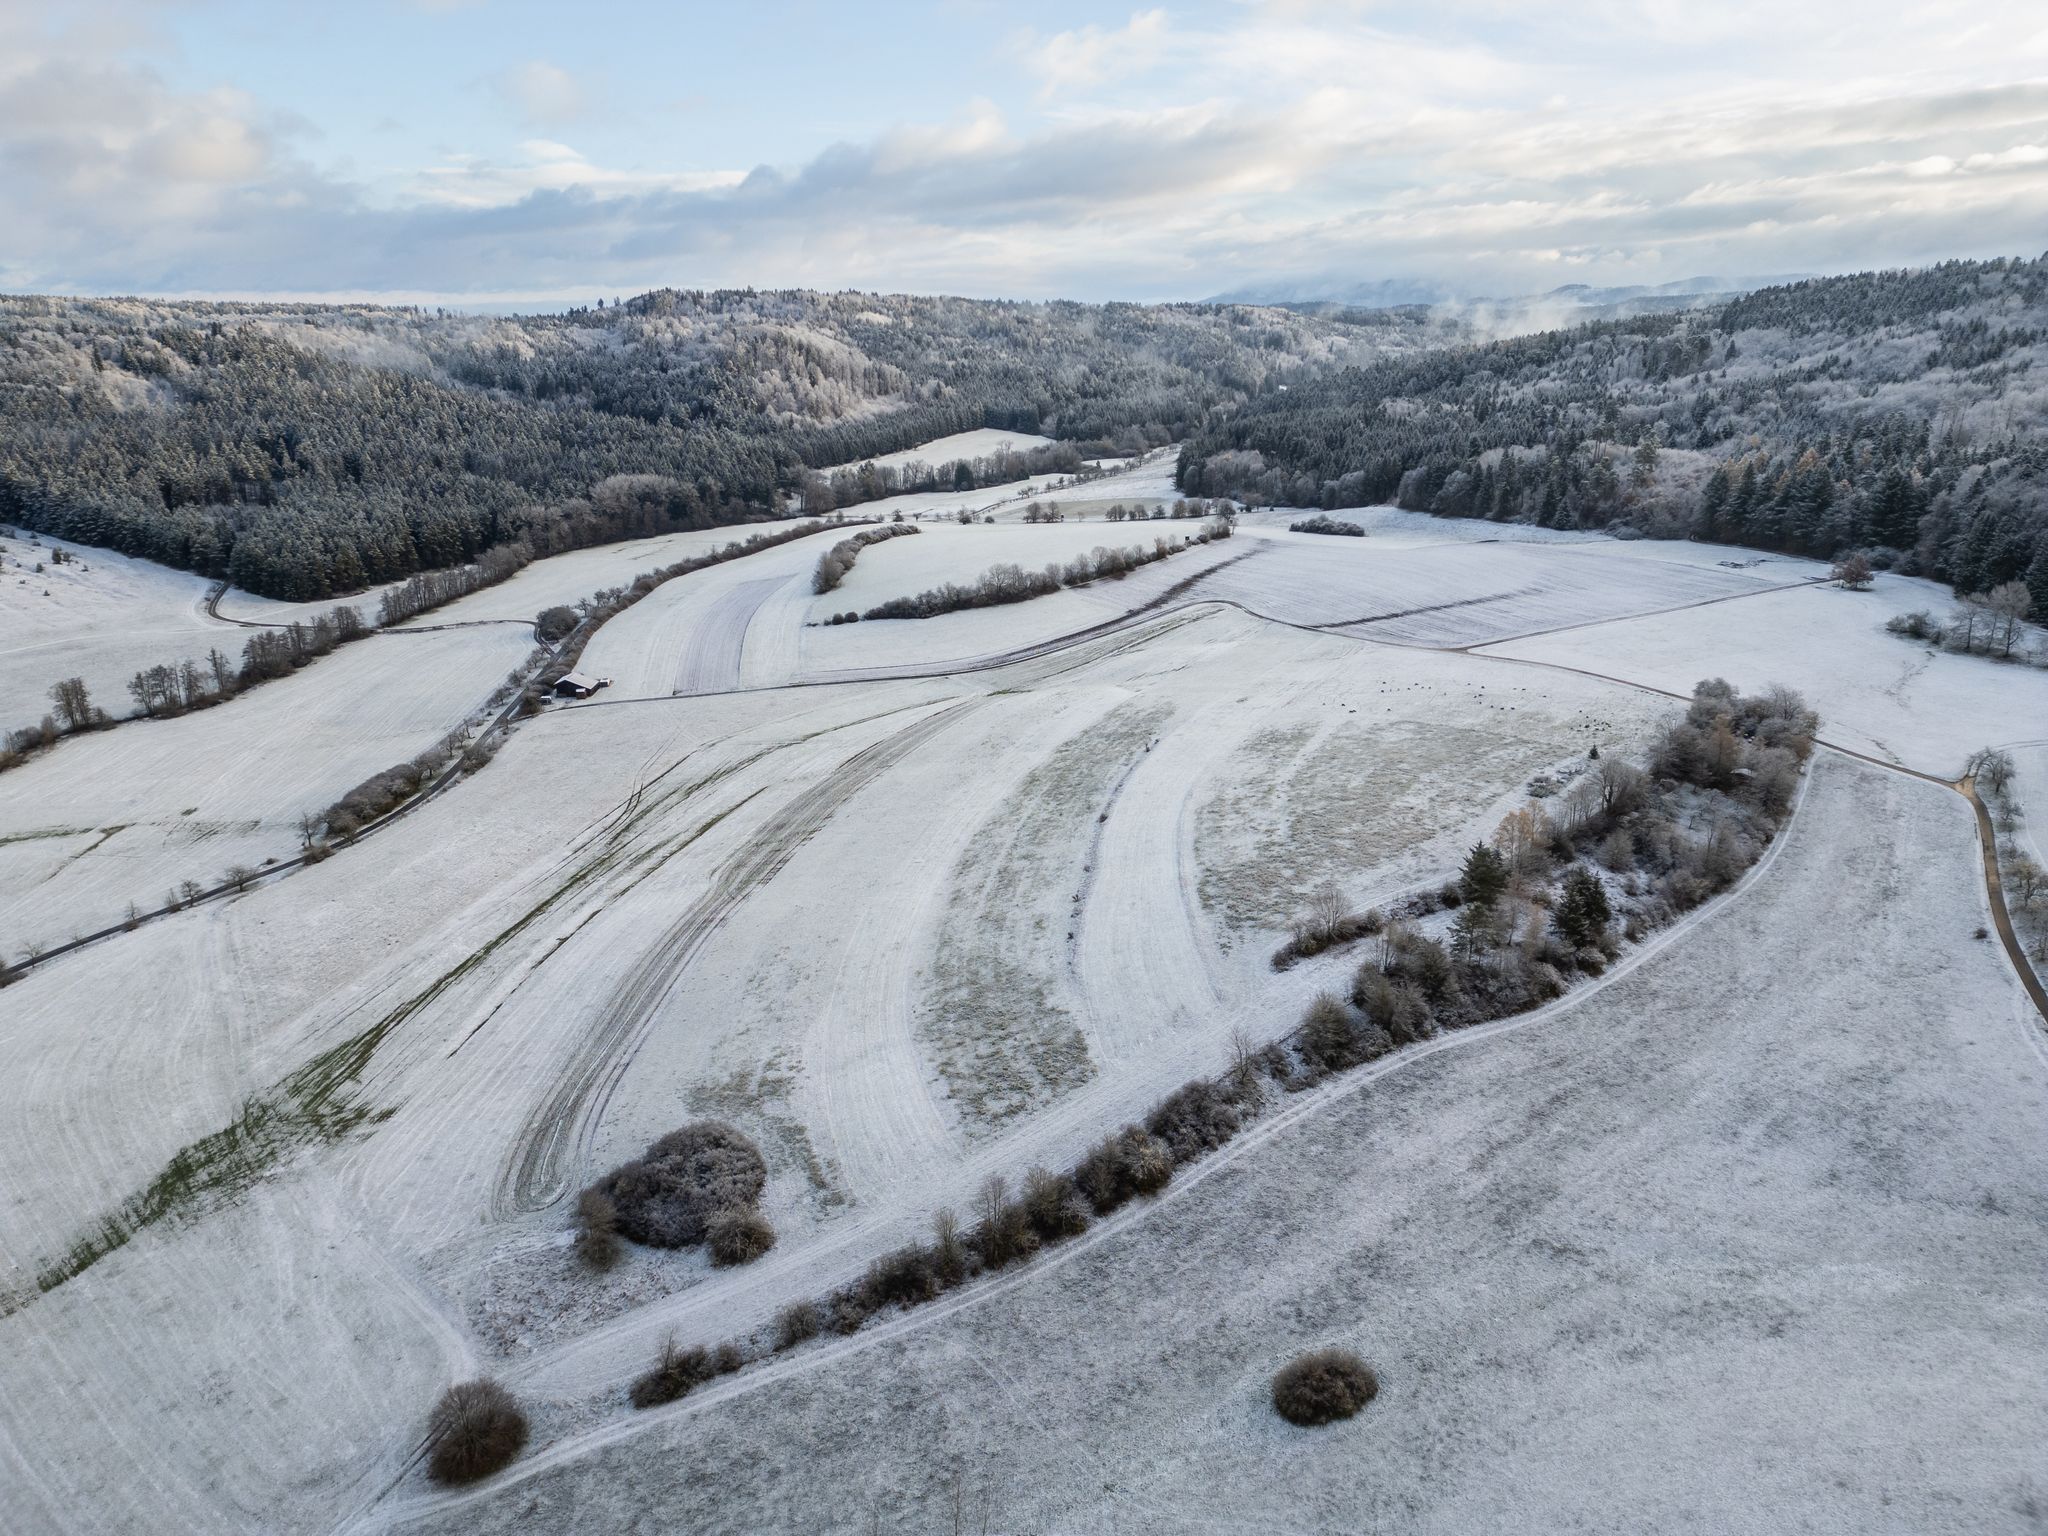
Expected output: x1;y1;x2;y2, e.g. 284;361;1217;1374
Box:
6;0;2048;300
410;139;744;208
491;60;585;127
1026;9;1171;98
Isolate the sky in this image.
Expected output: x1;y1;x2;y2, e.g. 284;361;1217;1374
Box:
3;0;2047;305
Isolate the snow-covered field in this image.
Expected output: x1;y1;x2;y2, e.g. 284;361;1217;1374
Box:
1481;570;2048;776
1134;520;1822;646
0;623;529;955
5;434;2046;1536
1;532;220;726
389;755;2048;1535
814;428;1054;477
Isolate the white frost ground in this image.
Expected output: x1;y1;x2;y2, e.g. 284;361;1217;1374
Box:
814;428;1054;477
391;520;818;630
0;623;529;955
807;520;1213;616
0;606;1669;1535
1122;521;1821;647
382;755;2048;1536
1;532;219;726
6;433;2046;1536
1482;571;2048;777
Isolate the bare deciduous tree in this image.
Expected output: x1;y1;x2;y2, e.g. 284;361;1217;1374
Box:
2006;853;2044;908
48;676;92;731
1305;879;1346;941
1969;747;2016;795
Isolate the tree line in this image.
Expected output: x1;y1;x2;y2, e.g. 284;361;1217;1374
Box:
1178;255;2048;612
846;522;1232;623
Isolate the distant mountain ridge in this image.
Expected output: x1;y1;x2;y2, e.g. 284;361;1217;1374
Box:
1208;274;1815;312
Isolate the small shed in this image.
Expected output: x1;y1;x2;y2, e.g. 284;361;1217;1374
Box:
553;671;608;698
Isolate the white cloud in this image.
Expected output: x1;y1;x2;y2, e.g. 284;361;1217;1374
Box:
409;140;744;209
1026;9;1171;98
492;60;585;127
5;0;2048;300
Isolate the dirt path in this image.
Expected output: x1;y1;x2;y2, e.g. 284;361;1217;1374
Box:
1962;774;2048;1027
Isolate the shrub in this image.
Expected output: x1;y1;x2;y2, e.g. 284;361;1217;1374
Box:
775;1300;822;1350
1271;1349;1379;1427
1020;1166;1091;1239
1887;609;1941;643
426;1379;529;1483
1288;514;1366;537
630;1338;714;1409
1385;930;1459;1009
1351;966;1432;1045
535;604;580;642
1074;1126;1173;1215
574;1185;622;1270
864;1243;944;1309
706;1207;776;1267
1145;1079;1242;1162
597;1121;767;1249
971;1175;1042;1268
827;1284;878;1335
1298;992;1367;1078
931;1207;971;1285
713;1342;746;1375
861;535;1192;621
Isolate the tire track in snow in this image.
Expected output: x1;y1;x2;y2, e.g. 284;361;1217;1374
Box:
671;576;787;695
1062;747;1151;992
499;697;983;1214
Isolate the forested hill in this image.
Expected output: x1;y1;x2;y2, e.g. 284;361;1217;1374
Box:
0;290;1443;600
1179;255;2048;608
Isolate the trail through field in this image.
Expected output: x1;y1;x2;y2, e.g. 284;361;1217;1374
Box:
500;697;983;1213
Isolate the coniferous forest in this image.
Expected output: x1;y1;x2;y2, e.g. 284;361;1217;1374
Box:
1179;256;2048;609
8;257;2048;608
0;290;1437;599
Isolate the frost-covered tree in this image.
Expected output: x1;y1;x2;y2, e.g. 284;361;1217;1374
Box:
1553;867;1613;948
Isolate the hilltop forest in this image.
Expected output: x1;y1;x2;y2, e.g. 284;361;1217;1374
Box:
1180;255;2048;609
0;291;1436;599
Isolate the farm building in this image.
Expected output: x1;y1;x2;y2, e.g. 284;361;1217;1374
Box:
552;671;610;698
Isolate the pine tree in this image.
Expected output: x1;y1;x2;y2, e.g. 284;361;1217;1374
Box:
1553;867;1612;949
2025;544;2048;624
1458;842;1509;908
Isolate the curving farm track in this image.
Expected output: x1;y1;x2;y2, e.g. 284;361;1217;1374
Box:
500;697;984;1213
